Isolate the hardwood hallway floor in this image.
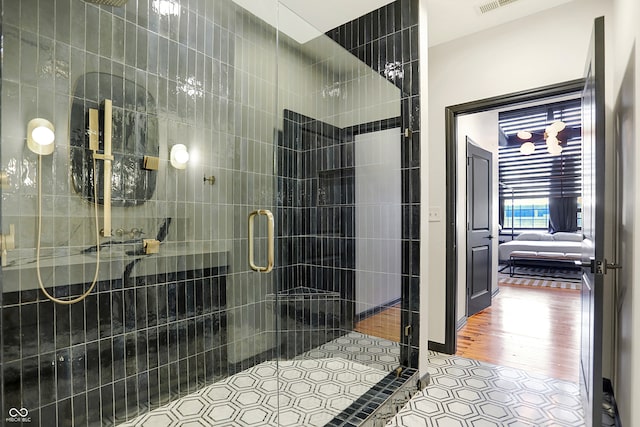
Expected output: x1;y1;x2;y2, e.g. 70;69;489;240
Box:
352;282;580;383
456;282;581;383
354;304;402;342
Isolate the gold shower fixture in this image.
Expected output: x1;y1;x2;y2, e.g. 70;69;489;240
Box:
26;105;114;305
90;100;114;237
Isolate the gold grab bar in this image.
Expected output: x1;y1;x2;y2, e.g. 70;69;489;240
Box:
248;209;274;273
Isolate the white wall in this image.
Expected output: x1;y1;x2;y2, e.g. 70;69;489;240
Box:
426;0;614;347
611;0;639;424
418;0;430;377
355;128;402;315
456;112;500;323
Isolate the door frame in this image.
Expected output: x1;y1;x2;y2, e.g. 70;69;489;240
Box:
435;79;585;355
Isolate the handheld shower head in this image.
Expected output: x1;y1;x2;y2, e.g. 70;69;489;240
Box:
82;0;129;6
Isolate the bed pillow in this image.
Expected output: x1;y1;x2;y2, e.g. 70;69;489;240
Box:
515;232;544;241
539;233;555;241
552;232;584;242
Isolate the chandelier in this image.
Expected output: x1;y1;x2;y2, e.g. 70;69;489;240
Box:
518;120;566;155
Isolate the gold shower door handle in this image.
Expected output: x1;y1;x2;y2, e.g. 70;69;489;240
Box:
248;209;274;273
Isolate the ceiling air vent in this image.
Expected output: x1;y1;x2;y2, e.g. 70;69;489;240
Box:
477;0;521;14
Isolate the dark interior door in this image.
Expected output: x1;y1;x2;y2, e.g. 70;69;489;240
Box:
466;138;493;317
580;16;605;427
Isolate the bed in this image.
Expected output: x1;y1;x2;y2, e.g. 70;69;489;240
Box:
498;231;584;263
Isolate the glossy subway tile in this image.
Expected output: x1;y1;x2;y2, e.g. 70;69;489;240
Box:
1;0;421;424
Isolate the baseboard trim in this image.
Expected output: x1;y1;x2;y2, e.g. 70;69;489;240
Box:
603;378;622;427
428;341;448;354
456;316;467;331
356;297;402;322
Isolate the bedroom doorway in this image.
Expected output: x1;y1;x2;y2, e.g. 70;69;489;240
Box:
443;80;585;383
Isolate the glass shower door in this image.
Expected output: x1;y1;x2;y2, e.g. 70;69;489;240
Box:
227;2;409;424
268;2;408;425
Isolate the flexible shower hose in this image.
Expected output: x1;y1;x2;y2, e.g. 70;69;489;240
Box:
36;154;101;304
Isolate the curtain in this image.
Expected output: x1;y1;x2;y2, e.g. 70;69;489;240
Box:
548;197;578;232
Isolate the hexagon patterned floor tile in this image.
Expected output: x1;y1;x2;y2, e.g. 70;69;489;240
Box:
385;351;585;427
295;331;401;372
119;357;387;426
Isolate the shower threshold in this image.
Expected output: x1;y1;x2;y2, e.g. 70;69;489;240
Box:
118;333;400;427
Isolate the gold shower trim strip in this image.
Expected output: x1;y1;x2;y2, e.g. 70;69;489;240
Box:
89;108;99;151
92;100;114;237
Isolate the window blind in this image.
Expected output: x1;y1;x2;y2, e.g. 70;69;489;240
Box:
498;140;582;198
498;100;582;199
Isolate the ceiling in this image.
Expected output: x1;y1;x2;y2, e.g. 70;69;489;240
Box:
233;0;397;44
234;0;580;47
426;0;577;47
279;0;397;37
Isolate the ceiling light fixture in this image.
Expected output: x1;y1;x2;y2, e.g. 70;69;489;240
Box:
547;142;563;155
517;119;567;156
517;130;532;140
546;135;559;146
519;142;535;155
547;120;567;133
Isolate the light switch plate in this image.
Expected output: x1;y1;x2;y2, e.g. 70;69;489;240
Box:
429;207;442;222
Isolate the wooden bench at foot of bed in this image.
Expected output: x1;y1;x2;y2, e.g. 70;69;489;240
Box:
509;250;582;278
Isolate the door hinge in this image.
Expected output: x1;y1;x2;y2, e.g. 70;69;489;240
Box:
594;259;622;275
594;260;604;275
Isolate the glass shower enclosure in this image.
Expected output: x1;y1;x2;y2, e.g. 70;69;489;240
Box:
0;0;420;425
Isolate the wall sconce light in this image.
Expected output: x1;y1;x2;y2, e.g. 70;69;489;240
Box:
27;118;55;155
170;144;189;169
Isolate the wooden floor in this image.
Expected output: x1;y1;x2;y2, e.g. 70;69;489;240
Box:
456;282;581;383
353;283;580;383
354;304;401;342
